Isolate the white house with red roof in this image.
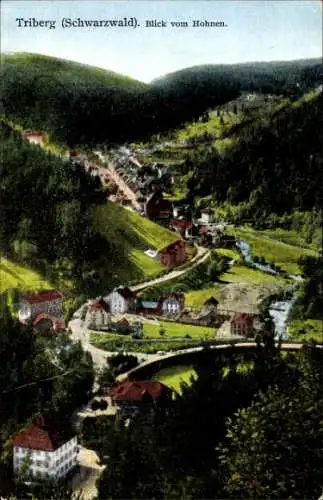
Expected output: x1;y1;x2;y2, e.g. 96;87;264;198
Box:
18;290;65;331
13;415;78;481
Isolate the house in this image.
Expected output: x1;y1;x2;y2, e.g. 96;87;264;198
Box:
18;290;65;332
23;131;47;147
103;287;136;314
86;299;111;328
109;380;173;418
161;292;185;315
197;297;219;325
158;239;186;267
170;218;192;239
136;300;162;316
144;191;173;223
199;207;214;224
13;415;78;482
202;297;219;314
230;313;254;337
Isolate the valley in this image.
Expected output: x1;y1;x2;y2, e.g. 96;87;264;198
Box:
1;49;322;500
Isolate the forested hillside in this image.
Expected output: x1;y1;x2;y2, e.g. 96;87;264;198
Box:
153;58;323;95
0;121;181;297
0;120;116;295
0;302;94;467
1;53;322;147
183;90;323;220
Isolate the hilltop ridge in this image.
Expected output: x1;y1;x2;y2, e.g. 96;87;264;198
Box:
2;52;322;147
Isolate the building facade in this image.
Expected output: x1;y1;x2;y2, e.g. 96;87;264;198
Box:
18;290;65;331
158;240;186;267
144;191;173;223
161;292;185;315
230;313;254;337
103;287;136;314
13;416;77;482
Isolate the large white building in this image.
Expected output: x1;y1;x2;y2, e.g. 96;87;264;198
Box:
103;287;136;314
13;415;78;482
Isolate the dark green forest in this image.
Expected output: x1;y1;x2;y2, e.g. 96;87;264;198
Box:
184;91;323;219
81;339;323;500
0;120;115;295
1;53;322;147
0;302;94;465
291;255;323;321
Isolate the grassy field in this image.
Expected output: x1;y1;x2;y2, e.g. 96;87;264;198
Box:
288;320;323;343
214;248;242;262
153;365;197;393
93;202;180;281
221;264;288;285
0;256;52;293
176;111;243;142
185;286;222;309
256;228;320;252
184;263;286;309
143;321;216;339
228;227;317;274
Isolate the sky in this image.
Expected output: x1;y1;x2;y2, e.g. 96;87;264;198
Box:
1;0;322;83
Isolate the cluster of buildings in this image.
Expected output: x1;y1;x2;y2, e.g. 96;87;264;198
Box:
86;289;187;329
12;378;172;483
16;288;256;340
87;288;256;337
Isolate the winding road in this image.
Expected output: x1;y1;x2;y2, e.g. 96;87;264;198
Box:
131;245;210;292
68;245;211;370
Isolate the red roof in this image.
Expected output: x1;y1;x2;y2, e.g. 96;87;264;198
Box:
159;239;184;254
116;287;136;299
89;299;108;311
22;290;64;305
171;219;192;230
231;313;253;327
23;131;44;138
109;380;168;402
199;226;210;234
13;415;73;452
32;313;65;331
33;313;55;326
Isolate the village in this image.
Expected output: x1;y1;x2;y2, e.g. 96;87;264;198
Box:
6;120;303;494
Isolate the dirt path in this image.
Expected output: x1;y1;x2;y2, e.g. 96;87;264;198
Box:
71;447;105;500
218;282;282;315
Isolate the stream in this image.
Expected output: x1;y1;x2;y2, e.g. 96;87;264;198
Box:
236;239;302;339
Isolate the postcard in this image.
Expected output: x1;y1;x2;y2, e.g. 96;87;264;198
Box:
1;1;322;498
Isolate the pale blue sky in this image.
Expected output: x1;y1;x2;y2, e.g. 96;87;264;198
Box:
1;0;322;82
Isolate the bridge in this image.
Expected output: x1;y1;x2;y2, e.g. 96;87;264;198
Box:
116;341;323;383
